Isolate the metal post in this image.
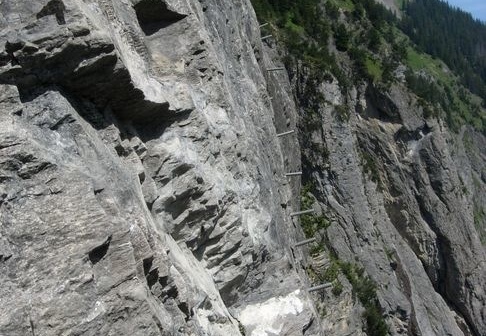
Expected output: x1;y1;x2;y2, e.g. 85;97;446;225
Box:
294;238;316;247
259;23;269;28
285;172;302;177
290;209;315;217
276;130;295;137
307;283;332;292
266;67;285;72
261;35;273;41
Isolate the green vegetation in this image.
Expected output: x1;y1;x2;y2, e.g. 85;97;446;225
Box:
323;259;340;282
335;23;351;51
401;0;486;134
306;254;344;297
300;183;330;238
395;0;406;9
334;104;350;122
251;0;348;93
331;0;355;12
463;132;475;154
331;279;344;296
402;0;486;103
406;48;450;84
307;252;389;336
339;262;389;336
300;183;387;334
251;0;486;134
364;58;383;82
360;151;381;185
404;47;485;132
300;214;329;239
474;206;486;245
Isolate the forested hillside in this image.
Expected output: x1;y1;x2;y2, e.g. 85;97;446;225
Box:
402;0;486;112
251;0;486;134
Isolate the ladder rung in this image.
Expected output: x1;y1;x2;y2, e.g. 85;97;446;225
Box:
276;130;295;137
261;35;273;40
308;283;332;292
259;23;269;28
294;238;316;247
266;67;285;72
285;172;302;177
290;209;315;217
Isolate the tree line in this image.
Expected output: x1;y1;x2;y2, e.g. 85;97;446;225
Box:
401;0;486;103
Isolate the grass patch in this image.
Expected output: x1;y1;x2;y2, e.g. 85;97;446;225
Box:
406;47;451;84
283;12;305;35
301;211;330;238
306;255;344;297
365;57;383;82
339;262;389;336
300;183;331;238
335;104;351;122
360;151;381;185
474;206;486;245
331;0;355;12
332;279;344;296
309;242;325;256
308;253;389;335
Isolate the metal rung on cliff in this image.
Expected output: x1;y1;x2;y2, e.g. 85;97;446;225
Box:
290;209;315;217
307;283;332;292
276;130;295;137
294;238;316;247
266;67;285;72
261;35;273;41
285;172;302;177
259;23;269;28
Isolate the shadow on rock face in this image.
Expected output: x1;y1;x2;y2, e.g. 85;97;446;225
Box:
36;0;66;25
134;0;187;36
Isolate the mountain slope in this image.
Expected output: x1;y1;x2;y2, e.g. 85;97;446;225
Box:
0;0;484;335
252;0;486;335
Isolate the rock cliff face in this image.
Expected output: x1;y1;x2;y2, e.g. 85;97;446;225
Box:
0;1;484;336
296;74;486;335
0;0;318;335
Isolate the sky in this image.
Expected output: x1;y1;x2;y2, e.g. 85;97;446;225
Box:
445;0;486;22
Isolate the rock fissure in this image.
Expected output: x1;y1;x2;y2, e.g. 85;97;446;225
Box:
88;235;112;265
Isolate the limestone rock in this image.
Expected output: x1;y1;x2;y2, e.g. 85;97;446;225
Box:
0;0;319;335
297;74;486;335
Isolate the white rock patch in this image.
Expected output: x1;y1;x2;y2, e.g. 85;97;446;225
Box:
238;290;305;336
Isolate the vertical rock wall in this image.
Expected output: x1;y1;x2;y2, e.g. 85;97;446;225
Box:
0;0;319;335
1;1;484;335
297;73;486;335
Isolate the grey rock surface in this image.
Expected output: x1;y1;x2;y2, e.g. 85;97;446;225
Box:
297;73;486;335
1;0;484;336
0;0;320;335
